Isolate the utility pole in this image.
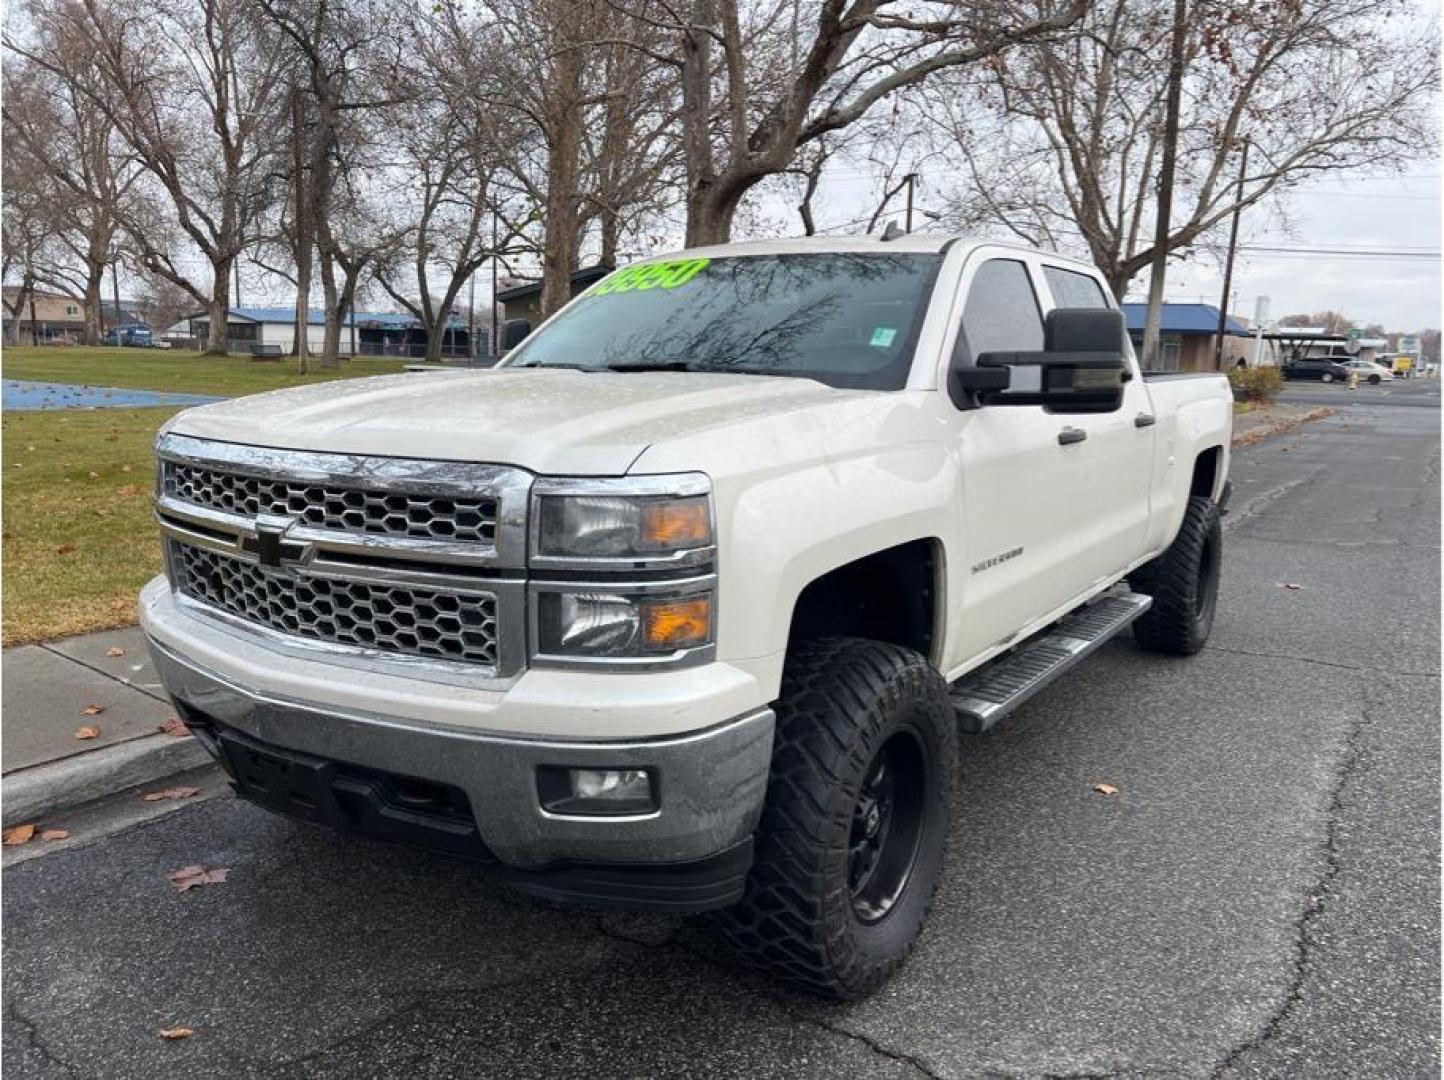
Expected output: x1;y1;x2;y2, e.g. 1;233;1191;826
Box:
111;261;122;334
1140;0;1187;370
904;173;918;233
1214;138;1249;370
290;83;311;372
468;270;477;361
490;210;500;359
234;260;243;311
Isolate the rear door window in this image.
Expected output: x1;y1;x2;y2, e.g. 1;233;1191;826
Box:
960;259;1044;358
1042;265;1110;309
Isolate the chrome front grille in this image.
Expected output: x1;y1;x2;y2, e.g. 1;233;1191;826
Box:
173;543;499;665
162;461;497;544
156;433;529;677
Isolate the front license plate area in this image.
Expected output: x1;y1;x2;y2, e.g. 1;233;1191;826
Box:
216;728;341;827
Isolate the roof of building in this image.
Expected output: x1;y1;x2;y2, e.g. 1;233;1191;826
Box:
496;265;614;303
1120;303;1249;337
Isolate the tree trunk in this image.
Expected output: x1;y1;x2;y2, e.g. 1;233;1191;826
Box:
686;181;748;247
7;274;33;345
204;265;231;354
319;247;343;367
540;18;584;319
1139;0;1186;370
83;264;104;346
599;211;620;269
424;312;446;364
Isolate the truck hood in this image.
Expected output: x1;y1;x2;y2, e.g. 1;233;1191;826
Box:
165;367;869;475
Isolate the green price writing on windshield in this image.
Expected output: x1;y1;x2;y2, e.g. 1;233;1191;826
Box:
589;258;711;297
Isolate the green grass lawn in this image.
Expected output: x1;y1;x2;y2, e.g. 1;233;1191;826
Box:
1;347;409;644
2;346;404;396
2;407;180;645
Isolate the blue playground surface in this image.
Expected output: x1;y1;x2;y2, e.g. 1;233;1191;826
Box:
2;380;224;411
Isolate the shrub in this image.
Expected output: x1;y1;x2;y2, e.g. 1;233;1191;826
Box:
1228;364;1283;403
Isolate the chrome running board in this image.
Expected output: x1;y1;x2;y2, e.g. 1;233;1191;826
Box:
950;592;1152;733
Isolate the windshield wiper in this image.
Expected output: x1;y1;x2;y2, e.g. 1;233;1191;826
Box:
604;360;702;372
511;360;591;369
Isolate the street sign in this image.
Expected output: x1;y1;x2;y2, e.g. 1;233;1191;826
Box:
1348;327;1362;339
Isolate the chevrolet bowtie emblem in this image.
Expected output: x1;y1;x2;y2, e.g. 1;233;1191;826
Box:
241;516;308;568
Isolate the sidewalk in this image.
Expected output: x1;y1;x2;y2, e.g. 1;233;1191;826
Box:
2;626;209;825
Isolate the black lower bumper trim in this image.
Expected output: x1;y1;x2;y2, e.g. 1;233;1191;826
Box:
184;707;752;913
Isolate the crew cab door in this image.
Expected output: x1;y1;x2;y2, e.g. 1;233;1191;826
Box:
943;251;1154;669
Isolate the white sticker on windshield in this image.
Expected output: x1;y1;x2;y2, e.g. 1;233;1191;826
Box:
870;327;898;348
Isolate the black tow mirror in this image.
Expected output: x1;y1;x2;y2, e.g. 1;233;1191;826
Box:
500;318;532;352
954;308;1128;414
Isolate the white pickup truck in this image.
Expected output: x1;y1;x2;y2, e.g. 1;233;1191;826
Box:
141;236;1232;997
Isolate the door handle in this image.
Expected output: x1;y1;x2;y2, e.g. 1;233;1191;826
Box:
1134;412;1157;428
1057;427;1088;446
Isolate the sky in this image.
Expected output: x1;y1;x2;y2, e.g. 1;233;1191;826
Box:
787;161;1442;335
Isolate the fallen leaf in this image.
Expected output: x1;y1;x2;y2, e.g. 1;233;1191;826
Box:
1092;782;1119;796
82;704;105;716
167;865;229;892
1278;582;1305;590
56;543;77;555
142;786;201;802
105;646;126;657
40;829;69;842
158;1027;195;1040
75;725;101;740
87;470;99;478
157;717;191;738
121;464;133;473
2;824;36;846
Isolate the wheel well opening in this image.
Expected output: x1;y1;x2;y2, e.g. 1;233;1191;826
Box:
1191;446;1221;500
787;539;940;663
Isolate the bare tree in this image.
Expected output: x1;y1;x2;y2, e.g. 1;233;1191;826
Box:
9;0;288;354
928;0;1438;298
1;136;63;344
647;0;1090;245
3;52;142;344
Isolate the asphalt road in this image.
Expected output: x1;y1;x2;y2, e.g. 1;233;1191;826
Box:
5;395;1438;1079
1277;376;1441;409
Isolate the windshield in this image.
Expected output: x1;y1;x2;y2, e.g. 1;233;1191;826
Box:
505;252;943;390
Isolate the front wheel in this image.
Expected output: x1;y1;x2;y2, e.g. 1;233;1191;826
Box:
1128;495;1222;656
1321;372;1335;383
716;638;956;999
1369;374;1382;385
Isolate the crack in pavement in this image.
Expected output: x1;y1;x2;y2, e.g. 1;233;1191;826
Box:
1209;684;1373;1077
1206;644;1440;679
7;999;82;1079
36;642;169;704
591;916;944;1078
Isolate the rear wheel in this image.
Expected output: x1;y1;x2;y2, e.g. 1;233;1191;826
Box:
1128;495;1222;656
716;637;955;999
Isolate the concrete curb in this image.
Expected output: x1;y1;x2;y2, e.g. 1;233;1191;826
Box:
2;734;211;826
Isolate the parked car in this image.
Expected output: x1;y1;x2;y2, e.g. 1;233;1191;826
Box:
103;323;154;347
141;237;1233;998
1282;357;1352;383
1342;359;1393;384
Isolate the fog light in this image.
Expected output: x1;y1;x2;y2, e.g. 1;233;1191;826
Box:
537;766;657;815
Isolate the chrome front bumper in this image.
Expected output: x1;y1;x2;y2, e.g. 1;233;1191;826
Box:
147;638;774;871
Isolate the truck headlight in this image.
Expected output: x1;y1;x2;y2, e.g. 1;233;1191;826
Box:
534;587;714;661
531;475;714;567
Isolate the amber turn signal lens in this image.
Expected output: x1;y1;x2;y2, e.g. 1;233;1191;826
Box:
641;499;710;549
641;597;712;650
